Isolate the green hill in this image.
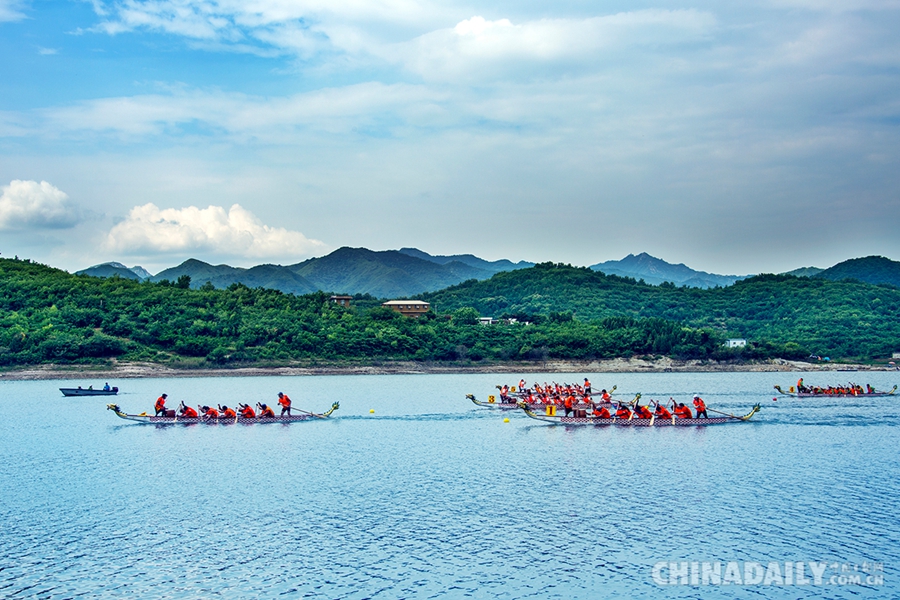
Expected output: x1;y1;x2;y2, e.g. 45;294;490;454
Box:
814;256;900;287
152;259;319;295
423;262;900;359
0;257;732;367
288;247;492;297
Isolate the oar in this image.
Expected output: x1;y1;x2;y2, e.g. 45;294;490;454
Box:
291;407;327;419
706;407;749;421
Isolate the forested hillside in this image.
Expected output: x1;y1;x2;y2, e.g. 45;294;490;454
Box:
0;258;733;367
423;263;900;359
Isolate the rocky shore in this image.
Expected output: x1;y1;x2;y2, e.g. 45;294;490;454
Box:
1;357;894;381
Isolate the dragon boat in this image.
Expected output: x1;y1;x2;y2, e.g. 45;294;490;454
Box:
774;384;897;398
467;394;613;411
106;402;339;424
517;400;760;426
61;386;118;397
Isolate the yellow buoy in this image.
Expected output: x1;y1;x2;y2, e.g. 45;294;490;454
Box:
503;418;510;423
369;409;375;413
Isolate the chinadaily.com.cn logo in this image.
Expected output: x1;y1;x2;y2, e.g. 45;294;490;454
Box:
651;561;884;587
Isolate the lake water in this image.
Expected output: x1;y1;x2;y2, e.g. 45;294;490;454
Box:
1;371;898;599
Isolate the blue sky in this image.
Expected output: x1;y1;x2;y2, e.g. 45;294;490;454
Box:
1;0;898;275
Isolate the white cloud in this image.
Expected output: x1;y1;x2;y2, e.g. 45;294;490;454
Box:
41;82;445;139
395;11;717;81
0;0;26;22
0;180;82;230
106;202;326;259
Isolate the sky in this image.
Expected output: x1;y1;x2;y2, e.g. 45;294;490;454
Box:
0;0;898;276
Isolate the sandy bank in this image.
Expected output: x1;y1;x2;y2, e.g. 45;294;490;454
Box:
0;358;895;381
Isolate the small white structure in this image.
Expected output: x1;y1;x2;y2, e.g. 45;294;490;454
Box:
893;352;900;359
479;317;498;325
725;338;747;348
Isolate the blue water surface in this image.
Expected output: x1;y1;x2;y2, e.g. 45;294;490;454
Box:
0;371;898;599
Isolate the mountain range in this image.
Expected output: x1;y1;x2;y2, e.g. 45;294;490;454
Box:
76;250;899;298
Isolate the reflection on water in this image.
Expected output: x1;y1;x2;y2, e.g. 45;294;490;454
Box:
1;371;898;599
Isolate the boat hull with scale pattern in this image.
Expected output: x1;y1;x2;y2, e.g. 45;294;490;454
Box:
106;402;339;424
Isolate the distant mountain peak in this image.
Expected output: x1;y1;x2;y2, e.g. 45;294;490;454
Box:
590;253;748;288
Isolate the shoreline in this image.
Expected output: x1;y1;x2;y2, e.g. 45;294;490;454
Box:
0;358;895;381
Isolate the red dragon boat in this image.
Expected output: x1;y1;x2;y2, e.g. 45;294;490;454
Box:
106;402;339;424
517;399;760;426
468;385;618;411
774;384;896;398
467;393;615;411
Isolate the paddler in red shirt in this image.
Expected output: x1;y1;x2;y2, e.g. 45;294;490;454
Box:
219;405;237;418
634;404;653;419
593;405;611;419
257;403;275;418
563;394;575;416
692;395;708;418
277;392;292;415
203;405;219;419
673;403;693;419
615;404;632;419
154;394;168;416
238;403;256;418
178;402;198;418
654;403;672;419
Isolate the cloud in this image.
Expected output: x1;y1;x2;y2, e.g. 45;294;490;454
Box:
106;202;327;260
38;47;58;55
0;180;82;230
395;11;716;81
0;0;26;22
40;82;445;139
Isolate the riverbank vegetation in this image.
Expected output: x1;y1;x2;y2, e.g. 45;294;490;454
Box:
1;258;897;367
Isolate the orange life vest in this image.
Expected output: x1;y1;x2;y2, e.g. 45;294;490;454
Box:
615;407;631;419
595;407;611;418
693;398;706;411
675;405;693;419
155;397;166;411
205;407;219;418
261;406;275;418
240;406;256;418
278;395;291;408
223;408;237;418
182;406;198;418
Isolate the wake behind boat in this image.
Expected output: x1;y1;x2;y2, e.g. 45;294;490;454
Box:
107;401;339;424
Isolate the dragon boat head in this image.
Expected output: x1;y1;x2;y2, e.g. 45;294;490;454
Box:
106;404;122;414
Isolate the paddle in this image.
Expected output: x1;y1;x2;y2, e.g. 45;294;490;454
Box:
706;407;750;421
291;407;327;419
